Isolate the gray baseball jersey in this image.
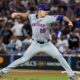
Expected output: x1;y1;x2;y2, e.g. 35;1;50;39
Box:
28;14;60;41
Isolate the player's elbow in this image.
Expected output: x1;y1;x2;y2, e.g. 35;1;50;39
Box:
63;16;71;22
63;16;68;20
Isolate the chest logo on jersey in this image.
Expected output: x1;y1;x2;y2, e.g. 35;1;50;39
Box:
31;22;45;27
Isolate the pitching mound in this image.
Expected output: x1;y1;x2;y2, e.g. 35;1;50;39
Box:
0;77;33;80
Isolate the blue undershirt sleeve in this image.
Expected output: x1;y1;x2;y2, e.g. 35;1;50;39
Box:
57;15;64;21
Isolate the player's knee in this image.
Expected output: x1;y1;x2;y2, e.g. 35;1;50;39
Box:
20;57;29;63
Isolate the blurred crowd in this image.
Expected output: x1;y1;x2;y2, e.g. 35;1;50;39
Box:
0;0;80;56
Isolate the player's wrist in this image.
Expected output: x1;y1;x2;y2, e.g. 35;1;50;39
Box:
11;13;18;18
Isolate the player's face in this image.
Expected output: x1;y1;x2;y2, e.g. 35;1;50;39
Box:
37;10;48;17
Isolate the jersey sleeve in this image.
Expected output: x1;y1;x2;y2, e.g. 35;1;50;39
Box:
46;15;64;24
28;14;31;20
28;14;36;21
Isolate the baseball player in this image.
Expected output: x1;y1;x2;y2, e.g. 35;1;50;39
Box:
0;4;78;80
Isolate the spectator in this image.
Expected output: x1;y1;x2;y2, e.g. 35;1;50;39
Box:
60;0;70;4
0;16;5;35
58;1;68;15
70;49;78;57
22;22;32;37
75;0;80;3
21;0;29;8
68;29;80;50
0;1;4;15
0;36;7;54
1;22;13;45
7;35;22;55
11;16;24;39
21;35;32;54
22;35;32;46
50;29;57;44
73;8;80;28
56;33;69;54
9;0;27;12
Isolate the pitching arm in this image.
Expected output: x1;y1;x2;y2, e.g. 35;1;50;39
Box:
56;15;73;26
11;12;29;19
63;16;73;27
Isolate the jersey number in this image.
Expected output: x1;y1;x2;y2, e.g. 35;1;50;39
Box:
40;28;46;33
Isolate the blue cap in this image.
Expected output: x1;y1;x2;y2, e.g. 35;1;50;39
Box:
37;4;50;11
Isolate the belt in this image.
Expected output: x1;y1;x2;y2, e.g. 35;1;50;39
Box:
33;39;49;44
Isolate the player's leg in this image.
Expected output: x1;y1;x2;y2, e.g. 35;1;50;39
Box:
0;41;40;74
43;42;75;78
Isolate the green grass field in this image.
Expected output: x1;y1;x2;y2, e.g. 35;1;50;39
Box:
2;69;69;80
5;74;68;80
1;70;80;80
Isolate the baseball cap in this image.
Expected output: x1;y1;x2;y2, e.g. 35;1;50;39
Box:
36;4;50;11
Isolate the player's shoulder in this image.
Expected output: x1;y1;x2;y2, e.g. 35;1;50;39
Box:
28;13;36;20
29;13;36;17
46;15;59;18
45;15;59;20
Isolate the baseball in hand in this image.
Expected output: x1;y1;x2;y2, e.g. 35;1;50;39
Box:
11;13;18;18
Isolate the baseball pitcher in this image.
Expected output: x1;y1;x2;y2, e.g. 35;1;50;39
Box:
0;4;78;80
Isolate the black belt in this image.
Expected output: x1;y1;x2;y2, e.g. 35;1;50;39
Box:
33;39;49;44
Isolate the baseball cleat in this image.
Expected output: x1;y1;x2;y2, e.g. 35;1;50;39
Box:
0;70;4;77
69;76;78;80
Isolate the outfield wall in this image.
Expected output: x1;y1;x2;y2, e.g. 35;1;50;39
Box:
0;54;80;71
